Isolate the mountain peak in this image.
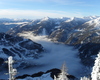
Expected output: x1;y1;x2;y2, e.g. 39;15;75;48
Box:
41;17;50;21
86;17;100;24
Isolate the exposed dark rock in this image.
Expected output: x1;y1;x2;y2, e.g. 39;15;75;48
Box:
78;43;100;66
19;39;43;52
16;74;30;79
31;71;44;77
2;48;15;56
46;68;61;79
0;33;44;69
16;68;77;80
0;58;4;66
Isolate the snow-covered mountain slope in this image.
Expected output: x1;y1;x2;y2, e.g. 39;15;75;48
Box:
6;16;100;67
49;17;100;43
0;33;88;79
0;33;44;71
1;16;99;79
7;16;99;43
7;17;90;36
7;16;100;67
83;17;100;30
0;18;32;32
4;16;100;77
15;32;89;77
65;17;100;44
63;17;100;66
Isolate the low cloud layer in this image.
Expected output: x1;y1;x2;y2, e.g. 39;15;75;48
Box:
18;32;86;77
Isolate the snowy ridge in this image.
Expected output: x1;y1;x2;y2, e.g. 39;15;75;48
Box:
85;17;100;27
2;16;100;79
0;18;32;32
18;73;53;80
83;16;100;21
7;16;90;36
41;17;50;21
8;16;99;37
7;16;100;67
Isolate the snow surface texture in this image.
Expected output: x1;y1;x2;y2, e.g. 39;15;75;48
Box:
91;52;100;80
0;31;86;79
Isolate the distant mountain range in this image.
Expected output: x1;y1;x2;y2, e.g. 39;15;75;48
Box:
0;16;100;79
0;18;32;32
6;16;100;67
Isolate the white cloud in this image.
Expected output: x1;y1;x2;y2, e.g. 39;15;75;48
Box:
18;32;85;77
0;9;83;19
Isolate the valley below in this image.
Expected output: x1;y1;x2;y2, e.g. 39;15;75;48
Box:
0;33;89;79
0;16;99;79
15;32;91;79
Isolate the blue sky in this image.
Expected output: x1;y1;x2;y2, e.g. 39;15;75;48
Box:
0;0;99;19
